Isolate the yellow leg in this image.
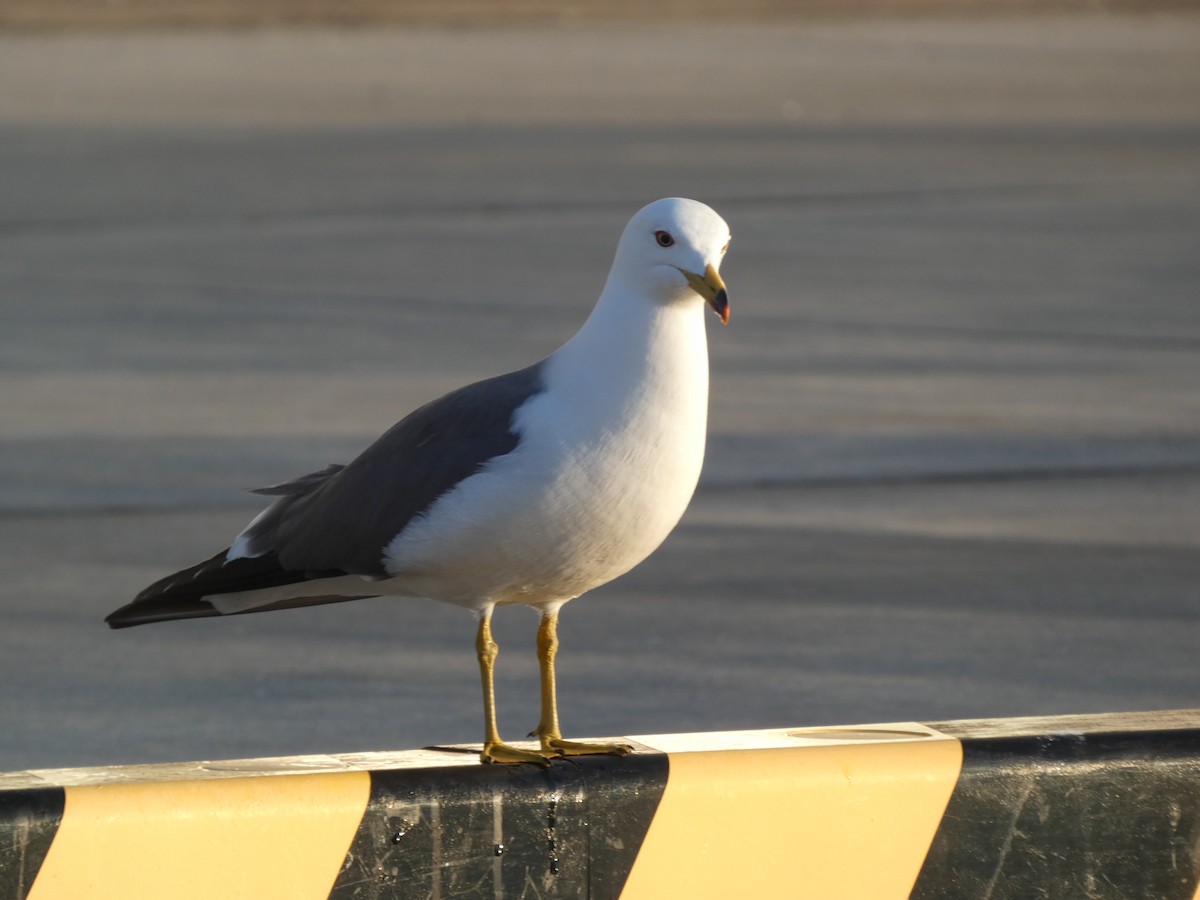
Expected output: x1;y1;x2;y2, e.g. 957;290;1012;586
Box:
476;610;553;766
533;609;633;758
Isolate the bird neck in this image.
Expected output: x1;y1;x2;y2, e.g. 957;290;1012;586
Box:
549;282;710;413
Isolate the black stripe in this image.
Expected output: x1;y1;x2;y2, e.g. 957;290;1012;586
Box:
910;727;1200;899
0;786;64;900
329;751;668;899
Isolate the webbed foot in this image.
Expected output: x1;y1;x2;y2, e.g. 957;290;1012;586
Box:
481;741;562;766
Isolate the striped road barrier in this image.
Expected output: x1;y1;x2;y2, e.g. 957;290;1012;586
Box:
1;709;1197;898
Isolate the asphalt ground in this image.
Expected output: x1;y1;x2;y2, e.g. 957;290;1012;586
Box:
1;14;1198;771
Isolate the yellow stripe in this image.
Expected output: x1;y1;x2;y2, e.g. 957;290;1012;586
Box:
27;771;370;900
621;725;962;899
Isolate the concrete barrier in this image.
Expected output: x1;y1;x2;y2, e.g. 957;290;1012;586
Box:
2;709;1197;898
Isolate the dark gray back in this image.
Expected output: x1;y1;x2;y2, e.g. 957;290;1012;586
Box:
242;363;545;576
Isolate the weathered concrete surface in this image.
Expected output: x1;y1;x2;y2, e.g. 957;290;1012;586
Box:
0;15;1198;770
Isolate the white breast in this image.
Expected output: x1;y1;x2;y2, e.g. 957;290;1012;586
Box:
382;293;711;611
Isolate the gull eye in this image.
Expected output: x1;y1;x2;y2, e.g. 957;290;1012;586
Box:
654;230;675;248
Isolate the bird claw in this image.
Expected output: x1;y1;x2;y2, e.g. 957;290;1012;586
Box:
480;741;562;766
542;737;634;758
482;735;632;764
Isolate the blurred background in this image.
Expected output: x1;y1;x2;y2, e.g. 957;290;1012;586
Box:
1;1;1198;772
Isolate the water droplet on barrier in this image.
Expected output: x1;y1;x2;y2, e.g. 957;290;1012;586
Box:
390;820;413;844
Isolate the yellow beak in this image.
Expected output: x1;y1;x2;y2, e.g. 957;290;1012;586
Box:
683;264;730;324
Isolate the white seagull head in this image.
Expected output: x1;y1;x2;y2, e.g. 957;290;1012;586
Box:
608;197;731;323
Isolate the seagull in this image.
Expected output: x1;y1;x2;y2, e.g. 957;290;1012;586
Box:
107;197;731;765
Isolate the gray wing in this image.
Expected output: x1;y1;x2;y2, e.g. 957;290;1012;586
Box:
238;362;545;576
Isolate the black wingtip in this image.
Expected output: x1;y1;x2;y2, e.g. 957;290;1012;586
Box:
108;548;364;629
105;598;221;629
